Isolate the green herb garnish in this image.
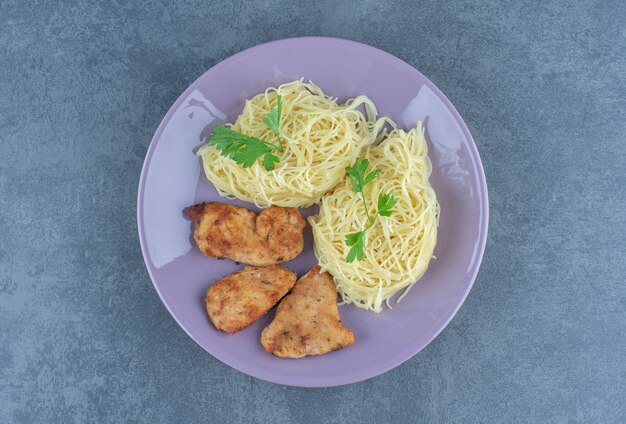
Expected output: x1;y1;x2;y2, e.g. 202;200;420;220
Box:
208;95;283;171
262;94;283;151
344;158;396;263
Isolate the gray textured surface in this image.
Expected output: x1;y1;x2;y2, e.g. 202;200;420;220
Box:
1;0;625;422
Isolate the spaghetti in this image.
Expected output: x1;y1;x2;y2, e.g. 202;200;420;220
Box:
308;123;439;312
197;80;384;207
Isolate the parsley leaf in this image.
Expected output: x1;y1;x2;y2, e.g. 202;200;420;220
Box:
344;159;395;262
377;193;397;217
261;152;280;171
345;158;380;192
262;95;282;138
345;231;366;263
207;95;284;171
208;126;280;171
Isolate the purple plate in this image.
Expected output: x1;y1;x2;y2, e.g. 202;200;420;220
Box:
137;37;488;387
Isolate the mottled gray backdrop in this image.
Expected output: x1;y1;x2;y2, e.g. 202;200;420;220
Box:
1;0;624;423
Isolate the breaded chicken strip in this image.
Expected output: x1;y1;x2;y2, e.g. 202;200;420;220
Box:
206;265;297;334
188;202;306;266
261;265;355;358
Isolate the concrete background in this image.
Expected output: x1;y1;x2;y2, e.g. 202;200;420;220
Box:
1;0;624;422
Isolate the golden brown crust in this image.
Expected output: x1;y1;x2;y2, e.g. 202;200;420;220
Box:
206;265;297;334
188;202;306;266
260;265;355;358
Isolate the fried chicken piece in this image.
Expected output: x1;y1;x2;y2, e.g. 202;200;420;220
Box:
261;265;355;358
188;202;306;266
206;265;297;334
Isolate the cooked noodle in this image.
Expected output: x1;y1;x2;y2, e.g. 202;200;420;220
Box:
197;80;385;207
308;123;439;312
198;81;439;312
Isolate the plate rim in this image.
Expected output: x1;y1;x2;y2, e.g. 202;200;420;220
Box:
137;36;489;387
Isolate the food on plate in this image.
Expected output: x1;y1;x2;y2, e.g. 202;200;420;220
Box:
193;82;439;322
261;265;355;358
206;265;297;334
203;95;285;173
342;158;396;263
309;123;439;313
197;80;388;208
188;202;306;266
